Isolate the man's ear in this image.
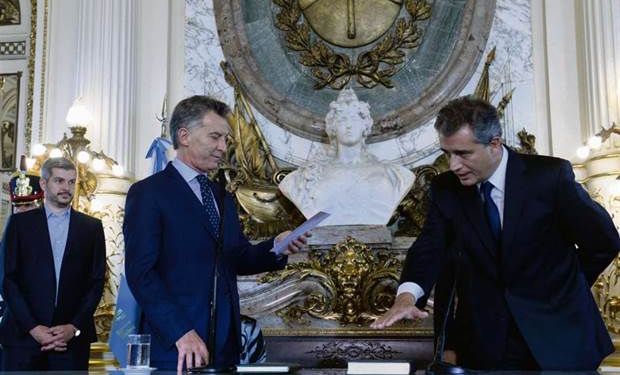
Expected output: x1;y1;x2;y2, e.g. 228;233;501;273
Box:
489;136;502;149
177;127;191;147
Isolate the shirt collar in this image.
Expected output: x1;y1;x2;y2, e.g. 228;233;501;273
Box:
479;145;509;193
44;203;71;219
172;158;208;183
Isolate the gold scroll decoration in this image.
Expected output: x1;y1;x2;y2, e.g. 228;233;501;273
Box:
261;237;401;325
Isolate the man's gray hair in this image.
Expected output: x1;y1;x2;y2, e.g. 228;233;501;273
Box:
41;157;76;180
434;96;502;144
169;95;231;149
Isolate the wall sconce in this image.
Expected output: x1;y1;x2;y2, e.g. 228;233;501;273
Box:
26;99;124;213
576;122;618;160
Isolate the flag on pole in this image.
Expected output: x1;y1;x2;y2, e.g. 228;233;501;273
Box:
108;135;172;367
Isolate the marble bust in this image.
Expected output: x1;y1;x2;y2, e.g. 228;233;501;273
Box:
279;89;415;226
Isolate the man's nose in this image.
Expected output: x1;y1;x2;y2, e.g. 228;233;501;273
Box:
217;137;227;152
449;154;462;171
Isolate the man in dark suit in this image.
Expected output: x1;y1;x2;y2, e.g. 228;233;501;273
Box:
372;96;620;370
0;157;106;370
124;95;307;372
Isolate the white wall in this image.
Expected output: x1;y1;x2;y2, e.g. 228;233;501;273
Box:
7;0;620;178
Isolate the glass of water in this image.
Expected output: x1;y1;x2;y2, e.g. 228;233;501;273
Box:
127;334;151;368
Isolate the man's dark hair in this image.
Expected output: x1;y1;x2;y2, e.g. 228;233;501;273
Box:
41;157;76;180
169;95;231;149
434;96;502;144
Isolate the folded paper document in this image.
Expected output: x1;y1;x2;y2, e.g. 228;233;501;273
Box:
347;361;413;375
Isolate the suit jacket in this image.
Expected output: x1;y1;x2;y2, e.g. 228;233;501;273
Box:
0;207;106;348
402;149;620;370
123;163;287;367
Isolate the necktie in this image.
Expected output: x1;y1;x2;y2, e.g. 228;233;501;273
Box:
481;181;501;241
196;174;220;234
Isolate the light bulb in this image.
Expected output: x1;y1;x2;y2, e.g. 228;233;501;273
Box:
32;144;46;156
25;157;36;170
49;148;63;158
92;158;105;171
112;164;124;177
77;151;91;164
587;135;602;149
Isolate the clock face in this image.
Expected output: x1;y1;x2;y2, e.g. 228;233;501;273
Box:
299;0;403;48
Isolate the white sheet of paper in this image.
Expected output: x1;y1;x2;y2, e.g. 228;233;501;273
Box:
272;211;330;255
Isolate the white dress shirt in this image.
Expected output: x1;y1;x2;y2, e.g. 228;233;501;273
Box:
397;145;509;301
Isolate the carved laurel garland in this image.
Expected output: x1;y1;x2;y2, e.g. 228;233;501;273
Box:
273;0;431;89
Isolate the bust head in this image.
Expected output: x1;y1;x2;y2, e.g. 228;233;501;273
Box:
325;89;373;152
278;89;414;226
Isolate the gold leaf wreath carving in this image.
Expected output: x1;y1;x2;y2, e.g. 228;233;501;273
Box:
273;0;431;90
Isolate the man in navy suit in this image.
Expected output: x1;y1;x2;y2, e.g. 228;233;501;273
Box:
372;96;620;370
0;157;106;370
124;95;307;372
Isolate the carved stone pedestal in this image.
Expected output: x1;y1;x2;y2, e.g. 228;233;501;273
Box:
240;233;432;368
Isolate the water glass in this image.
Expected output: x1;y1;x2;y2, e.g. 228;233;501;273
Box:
127;334;151;368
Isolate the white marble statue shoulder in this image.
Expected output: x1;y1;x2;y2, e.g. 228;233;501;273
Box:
279;89;414;226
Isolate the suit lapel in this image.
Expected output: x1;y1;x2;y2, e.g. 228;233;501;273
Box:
501;149;527;260
457;181;497;259
164;163;218;240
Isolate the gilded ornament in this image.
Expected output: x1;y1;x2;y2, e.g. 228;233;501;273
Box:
273;0;431;89
261;237;401;325
220;61;303;238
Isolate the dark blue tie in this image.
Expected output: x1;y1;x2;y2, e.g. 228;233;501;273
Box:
196;174;220;234
481;181;501;241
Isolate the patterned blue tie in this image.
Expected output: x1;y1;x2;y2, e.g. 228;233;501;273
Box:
196;174;220;235
481;181;501;242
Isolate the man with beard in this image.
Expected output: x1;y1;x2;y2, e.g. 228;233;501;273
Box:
0;157;105;370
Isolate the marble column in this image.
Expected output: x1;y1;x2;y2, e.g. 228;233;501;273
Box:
574;0;620;351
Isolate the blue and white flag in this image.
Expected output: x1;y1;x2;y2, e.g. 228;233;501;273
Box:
109;136;171;367
145;137;172;175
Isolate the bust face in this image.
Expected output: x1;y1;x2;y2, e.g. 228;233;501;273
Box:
328;102;372;147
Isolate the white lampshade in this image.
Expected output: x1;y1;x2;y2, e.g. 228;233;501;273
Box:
66;98;93;126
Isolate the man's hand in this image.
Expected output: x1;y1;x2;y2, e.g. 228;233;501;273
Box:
370;292;429;329
444;350;457;365
176;329;209;373
29;325;57;350
40;324;76;351
275;231;311;255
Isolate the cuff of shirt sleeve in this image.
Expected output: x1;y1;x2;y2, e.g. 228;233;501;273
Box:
397;282;425;302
